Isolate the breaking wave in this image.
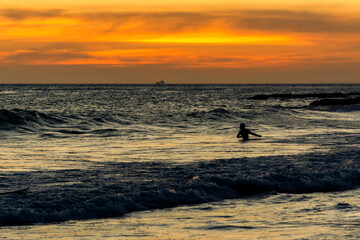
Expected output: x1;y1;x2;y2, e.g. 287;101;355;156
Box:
1;149;359;226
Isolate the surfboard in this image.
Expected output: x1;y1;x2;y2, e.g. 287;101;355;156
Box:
0;187;29;195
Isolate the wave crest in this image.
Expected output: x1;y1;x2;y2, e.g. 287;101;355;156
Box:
1;149;360;226
0;108;64;130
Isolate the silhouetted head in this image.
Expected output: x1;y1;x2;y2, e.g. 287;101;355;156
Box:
240;123;245;129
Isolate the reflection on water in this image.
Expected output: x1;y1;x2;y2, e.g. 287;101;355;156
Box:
0;133;319;171
1;85;360;235
3;189;360;239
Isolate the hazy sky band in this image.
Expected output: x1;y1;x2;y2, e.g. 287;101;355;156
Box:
0;1;359;83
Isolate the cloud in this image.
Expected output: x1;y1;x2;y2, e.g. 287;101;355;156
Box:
74;9;360;34
229;9;360;33
2;8;360;34
77;11;215;34
1;7;359;71
3;50;92;64
0;8;64;20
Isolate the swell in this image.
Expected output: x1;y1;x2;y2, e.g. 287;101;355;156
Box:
249;92;360;107
0;109;65;129
186;108;234;120
1;149;359;226
0;107;237;137
309;97;360;106
0;108;132;137
249;92;360;100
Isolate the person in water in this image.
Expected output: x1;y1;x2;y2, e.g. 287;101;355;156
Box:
237;123;261;141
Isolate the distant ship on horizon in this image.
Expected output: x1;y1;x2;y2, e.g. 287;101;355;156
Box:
155;80;165;86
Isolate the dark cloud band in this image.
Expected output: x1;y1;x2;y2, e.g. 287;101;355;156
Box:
1;8;360;33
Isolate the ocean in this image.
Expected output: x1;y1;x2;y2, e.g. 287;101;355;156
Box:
0;84;359;239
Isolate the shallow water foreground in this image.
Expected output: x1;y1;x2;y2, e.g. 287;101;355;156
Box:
2;189;360;240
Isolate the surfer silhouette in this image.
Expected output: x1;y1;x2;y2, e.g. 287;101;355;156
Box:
237;123;261;141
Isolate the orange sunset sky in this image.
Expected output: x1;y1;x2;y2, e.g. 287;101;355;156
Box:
0;0;359;84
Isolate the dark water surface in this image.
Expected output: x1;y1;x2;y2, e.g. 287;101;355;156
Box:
0;84;360;239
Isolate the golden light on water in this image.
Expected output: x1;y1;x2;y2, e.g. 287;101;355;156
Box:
4;191;360;239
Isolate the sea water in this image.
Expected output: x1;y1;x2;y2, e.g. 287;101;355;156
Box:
0;84;359;239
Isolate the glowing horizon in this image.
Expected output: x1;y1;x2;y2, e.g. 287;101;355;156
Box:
0;1;360;83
